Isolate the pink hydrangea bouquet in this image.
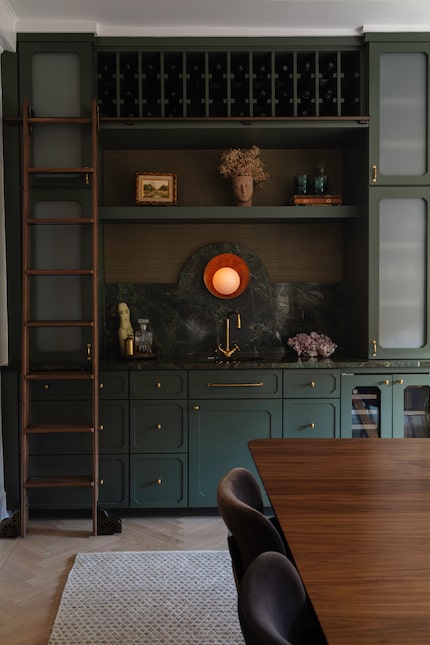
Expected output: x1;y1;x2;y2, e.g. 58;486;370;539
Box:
287;332;337;358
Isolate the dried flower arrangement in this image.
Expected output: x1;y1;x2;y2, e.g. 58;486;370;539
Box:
288;332;337;358
218;145;269;189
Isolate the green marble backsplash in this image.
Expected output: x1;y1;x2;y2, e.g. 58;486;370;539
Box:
103;242;345;359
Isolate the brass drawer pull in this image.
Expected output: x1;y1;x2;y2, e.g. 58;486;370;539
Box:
156;381;162;389
156;478;162;485
192;405;200;411
309;422;315;429
309;381;316;388
207;382;264;388
156;423;162;431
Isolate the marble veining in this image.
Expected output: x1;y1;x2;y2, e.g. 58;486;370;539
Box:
103;242;345;360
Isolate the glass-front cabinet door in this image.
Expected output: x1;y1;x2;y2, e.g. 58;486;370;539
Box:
341;373;392;438
392;375;430;438
341;372;430;438
368;40;430;185
368;187;430;359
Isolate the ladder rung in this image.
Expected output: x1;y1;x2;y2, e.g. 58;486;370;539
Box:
24;371;94;381
25;423;94;434
27;167;94;174
26;218;95;225
25;476;94;489
28;116;92;124
25;320;94;328
25;269;94;276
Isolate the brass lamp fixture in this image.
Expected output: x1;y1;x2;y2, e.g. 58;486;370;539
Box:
203;253;250;299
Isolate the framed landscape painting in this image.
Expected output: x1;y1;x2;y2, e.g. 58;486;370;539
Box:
136;172;177;205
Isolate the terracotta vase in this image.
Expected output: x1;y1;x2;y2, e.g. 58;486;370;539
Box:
231;175;254;207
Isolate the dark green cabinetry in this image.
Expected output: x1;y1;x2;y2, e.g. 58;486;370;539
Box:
341;371;430;438
188;370;282;507
283;370;340;438
367;38;430;186
368;187;430;359
26;371;129;510
365;36;430;360
129;371;188;508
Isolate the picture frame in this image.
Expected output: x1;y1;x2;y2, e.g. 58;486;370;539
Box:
136;172;177;206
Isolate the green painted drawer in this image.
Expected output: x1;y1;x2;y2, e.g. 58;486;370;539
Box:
283;370;340;398
99;400;129;453
130;454;188;508
28;400;129;454
99;370;129;399
283;399;339;438
189;369;282;399
130;401;187;453
29;378;92;400
130;371;187;399
27;454;129;508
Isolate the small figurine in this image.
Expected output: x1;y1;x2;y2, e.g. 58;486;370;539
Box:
118;301;134;355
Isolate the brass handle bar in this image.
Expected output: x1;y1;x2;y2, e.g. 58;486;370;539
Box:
207;382;264;388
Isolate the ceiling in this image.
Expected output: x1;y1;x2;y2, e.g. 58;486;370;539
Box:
2;0;430;51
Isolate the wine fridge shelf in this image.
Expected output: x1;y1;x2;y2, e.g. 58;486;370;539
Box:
97;46;362;120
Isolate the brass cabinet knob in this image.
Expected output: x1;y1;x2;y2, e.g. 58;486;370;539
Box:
99;382;104;389
156;381;162;389
383;379;390;386
43;383;49;390
98;424;104;431
309;381;316;388
397;378;404;385
309;422;315;429
156;423;162;431
192;405;200;411
156;478;162;485
99;479;104;485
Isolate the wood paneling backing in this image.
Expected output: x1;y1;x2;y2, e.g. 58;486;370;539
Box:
103;221;343;283
102;149;343;207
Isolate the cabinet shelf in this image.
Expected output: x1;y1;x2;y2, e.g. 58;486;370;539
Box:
99;117;369;150
100;205;360;222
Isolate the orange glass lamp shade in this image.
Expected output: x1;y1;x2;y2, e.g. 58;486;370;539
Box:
204;253;250;299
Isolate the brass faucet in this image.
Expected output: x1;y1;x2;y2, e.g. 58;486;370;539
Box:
216;311;241;358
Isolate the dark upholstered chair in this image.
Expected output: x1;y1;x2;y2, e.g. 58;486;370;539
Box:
238;551;327;645
216;467;294;585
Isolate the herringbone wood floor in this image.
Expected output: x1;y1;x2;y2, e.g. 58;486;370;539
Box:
0;514;229;645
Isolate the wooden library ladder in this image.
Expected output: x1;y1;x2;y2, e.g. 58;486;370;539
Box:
20;98;114;537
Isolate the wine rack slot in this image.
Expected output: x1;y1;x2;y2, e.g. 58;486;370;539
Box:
97;47;362;119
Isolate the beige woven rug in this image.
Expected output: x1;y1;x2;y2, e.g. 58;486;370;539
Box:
48;550;244;644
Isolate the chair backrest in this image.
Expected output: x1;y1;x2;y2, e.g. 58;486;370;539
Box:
216;467;286;582
238;551;327;645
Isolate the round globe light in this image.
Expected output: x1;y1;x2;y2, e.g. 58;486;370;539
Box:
212;266;241;296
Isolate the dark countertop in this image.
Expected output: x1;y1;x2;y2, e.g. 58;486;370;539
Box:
3;355;430;372
100;354;430;371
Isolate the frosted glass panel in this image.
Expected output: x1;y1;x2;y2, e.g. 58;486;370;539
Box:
379;198;426;348
379;53;427;176
32;53;80;116
31;53;81;167
33;202;83;352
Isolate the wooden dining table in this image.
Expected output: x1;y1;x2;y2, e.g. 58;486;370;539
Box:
248;438;430;645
